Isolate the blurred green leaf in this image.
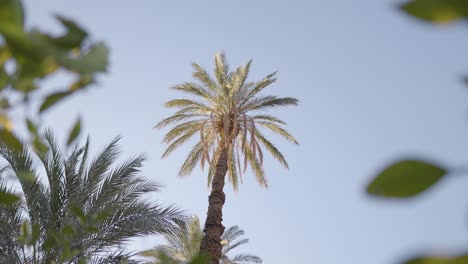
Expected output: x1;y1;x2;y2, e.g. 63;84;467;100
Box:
67;118;81;146
61;223;75;236
400;0;468;23
0;65;9;88
57;42;109;74
39;91;72;113
49;15;88;49
0;0;24;29
189;254;209;264
70;204;87;224
32;136;49;155
30;223;40;245
0;129;22;152
18;220;31;245
0;98;9;109
0;46;11;65
26;118;38;135
0;114;12;130
0;25;46;62
17;170;37;183
0;190;19;206
367;159;447;198
70;74;94;91
404;254;468;264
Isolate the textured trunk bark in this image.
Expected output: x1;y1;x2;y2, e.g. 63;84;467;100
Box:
200;147;228;264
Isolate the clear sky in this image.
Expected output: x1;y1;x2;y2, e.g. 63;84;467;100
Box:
22;0;468;263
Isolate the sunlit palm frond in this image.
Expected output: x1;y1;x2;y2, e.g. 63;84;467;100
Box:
141;216;261;264
229;254;262;264
157;52;298;190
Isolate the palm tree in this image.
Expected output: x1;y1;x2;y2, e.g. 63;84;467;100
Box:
140;216;261;264
0;131;184;263
156;52;298;263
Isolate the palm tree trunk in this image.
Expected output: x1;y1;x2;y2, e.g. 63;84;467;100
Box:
200;147;228;264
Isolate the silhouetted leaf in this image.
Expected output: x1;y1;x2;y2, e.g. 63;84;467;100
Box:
367;159;447;198
67;118;81;146
404;253;468;264
39;91;72;113
0;190;19;206
400;0;468;23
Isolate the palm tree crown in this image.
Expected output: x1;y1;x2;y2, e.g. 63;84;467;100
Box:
156;52;299;190
140;216;262;264
0;131;184;263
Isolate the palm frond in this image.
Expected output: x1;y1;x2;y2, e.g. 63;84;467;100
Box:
258;122;299;145
214;51;230;87
192;63;218;92
172;83;214;102
255;131;289;169
179;142;205;177
252;115;286;125
0;131;185;263
221;226;244;242
141;216;261;264
158;52;298;191
230;254;262;264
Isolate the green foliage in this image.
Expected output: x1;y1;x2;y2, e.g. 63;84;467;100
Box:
66;118;81;146
400;0;468;23
367;1;468;263
0;177;19;206
0;0;108;142
0;0;24;30
140;216;261;264
366;159;447;198
0;0;109;210
403;253;468;264
0;131;184;263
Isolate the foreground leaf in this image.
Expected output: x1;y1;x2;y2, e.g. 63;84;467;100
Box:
367;159;447;198
404;253;468;264
0;129;22;152
0;0;24;29
0;190;19;206
39;91;72;113
67;118;81;146
400;0;468;24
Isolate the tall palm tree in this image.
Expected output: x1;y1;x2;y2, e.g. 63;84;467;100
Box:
140;216;261;264
0;131;184;263
156;52;299;263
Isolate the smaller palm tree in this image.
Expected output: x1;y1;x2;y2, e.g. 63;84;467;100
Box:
140;216;261;264
0;131;184;263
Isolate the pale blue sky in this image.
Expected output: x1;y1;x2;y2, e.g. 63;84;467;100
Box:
22;0;468;263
